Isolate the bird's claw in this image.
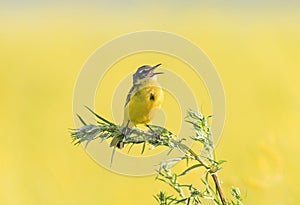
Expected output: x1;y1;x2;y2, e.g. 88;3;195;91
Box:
146;124;160;140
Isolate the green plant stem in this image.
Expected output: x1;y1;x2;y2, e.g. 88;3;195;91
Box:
176;142;210;169
183;144;226;205
172;141;226;205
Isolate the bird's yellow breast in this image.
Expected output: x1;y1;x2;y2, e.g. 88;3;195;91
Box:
124;79;163;126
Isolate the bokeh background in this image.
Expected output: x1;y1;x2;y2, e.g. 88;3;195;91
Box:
1;1;300;204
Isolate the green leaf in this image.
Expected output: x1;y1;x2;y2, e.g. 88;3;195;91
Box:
110;145;117;167
231;187;242;200
217;160;227;165
76;114;87;126
127;143;135;154
178;164;203;176
141;141;146;154
175;198;188;204
85;106;114;125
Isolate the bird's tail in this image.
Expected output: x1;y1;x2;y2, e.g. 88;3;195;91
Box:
110;135;124;149
110;120;133;149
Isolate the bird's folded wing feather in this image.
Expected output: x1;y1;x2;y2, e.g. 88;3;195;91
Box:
124;84;138;107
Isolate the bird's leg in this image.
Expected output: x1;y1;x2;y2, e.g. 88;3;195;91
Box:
146;124;160;140
112;121;131;149
122;120;131;140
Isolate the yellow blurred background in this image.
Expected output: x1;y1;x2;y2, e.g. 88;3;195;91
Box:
1;1;300;204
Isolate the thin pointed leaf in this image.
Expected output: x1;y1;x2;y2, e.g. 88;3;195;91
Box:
141;141;146;154
84;139;91;149
127;143;135;154
85;106;114;125
217;160;227;165
167;148;174;156
186;197;191;205
110;145;117;167
178;163;203;176
76;114;87;126
153;195;160;203
207;115;213;119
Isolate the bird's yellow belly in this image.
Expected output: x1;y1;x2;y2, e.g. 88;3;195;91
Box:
126;85;163;125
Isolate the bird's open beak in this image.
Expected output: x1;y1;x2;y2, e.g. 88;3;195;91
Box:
151;64;164;76
153;71;164;75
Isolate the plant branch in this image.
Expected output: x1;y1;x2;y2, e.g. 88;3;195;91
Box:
70;108;243;205
212;173;226;205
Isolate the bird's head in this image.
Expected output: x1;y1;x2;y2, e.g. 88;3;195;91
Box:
133;64;163;84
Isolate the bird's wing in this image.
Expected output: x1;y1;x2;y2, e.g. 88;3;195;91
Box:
124;84;138;107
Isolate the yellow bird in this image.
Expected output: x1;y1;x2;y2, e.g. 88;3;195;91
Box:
111;64;164;148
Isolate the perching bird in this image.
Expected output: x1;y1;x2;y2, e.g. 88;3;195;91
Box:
110;64;164;149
